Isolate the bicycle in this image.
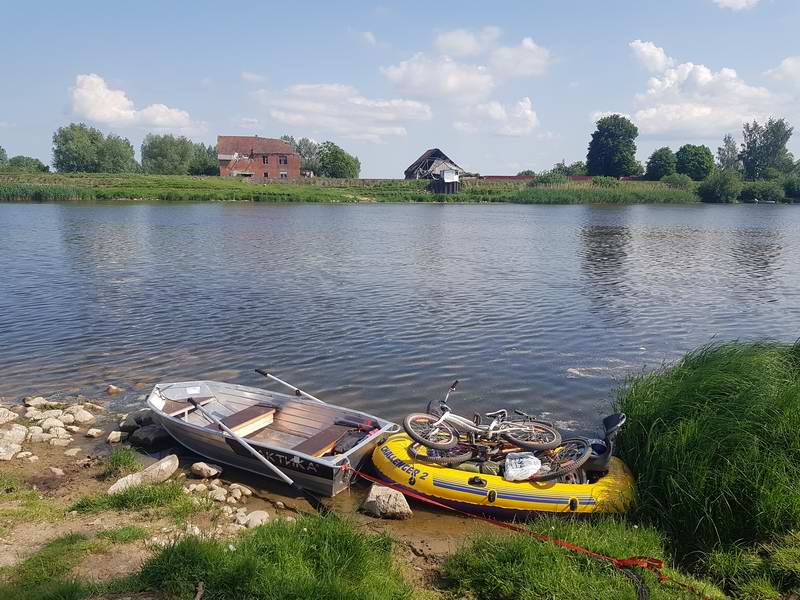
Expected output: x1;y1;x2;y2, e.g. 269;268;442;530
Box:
403;380;562;452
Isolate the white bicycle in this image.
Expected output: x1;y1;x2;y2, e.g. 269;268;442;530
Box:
403;380;562;452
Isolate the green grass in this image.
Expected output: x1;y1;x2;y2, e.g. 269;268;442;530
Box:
442;516;724;600
0;473;63;525
0;171;701;204
98;447;141;480
135;514;411;600
70;481;185;513
97;524;149;543
615;341;800;596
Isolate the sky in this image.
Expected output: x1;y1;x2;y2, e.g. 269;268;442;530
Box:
1;0;799;177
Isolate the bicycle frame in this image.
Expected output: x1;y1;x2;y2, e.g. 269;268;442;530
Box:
429;402;530;440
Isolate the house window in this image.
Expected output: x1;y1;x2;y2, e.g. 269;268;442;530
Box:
280;172;288;179
262;156;268;164
264;172;269;178
279;155;288;165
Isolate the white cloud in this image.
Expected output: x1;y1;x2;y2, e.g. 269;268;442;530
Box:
629;40;674;73
459;97;539;136
624;42;777;136
71;73;193;129
490;37;552;77
257;83;432;143
767;56;800;85
711;0;760;10
381;53;495;102
434;26;501;57
361;31;378;47
241;71;266;83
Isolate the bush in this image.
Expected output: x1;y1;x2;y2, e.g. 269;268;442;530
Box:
697;170;743;203
591;176;620;188
740;180;785;203
530;171;568;185
645;147;677;181
660;173;694;190
615;341;800;558
783;176;800;199
676;144;715;180
137;515;411;599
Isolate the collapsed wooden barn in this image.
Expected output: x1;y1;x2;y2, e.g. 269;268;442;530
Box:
404;148;467;194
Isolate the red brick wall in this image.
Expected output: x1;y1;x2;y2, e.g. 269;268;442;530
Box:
219;153;300;180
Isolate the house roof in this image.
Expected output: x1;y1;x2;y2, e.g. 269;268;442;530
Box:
404;148;464;177
217;135;296;157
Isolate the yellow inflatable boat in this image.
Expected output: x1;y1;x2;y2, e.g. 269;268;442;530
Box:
371;434;634;518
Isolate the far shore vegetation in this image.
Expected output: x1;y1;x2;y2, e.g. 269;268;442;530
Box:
1;115;799;205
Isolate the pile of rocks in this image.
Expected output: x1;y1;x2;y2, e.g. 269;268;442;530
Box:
107;408;170;450
0;394;106;462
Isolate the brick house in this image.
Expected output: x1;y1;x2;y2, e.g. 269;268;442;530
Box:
217;135;300;180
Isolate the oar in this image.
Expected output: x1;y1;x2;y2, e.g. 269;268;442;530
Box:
255;369;326;404
187;397;330;516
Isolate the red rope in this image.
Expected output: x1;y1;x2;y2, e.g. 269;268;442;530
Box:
343;465;712;600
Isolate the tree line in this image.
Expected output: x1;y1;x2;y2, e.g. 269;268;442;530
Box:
519;114;799;203
0;123;361;178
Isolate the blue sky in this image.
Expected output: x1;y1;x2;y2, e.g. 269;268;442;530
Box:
1;0;799;177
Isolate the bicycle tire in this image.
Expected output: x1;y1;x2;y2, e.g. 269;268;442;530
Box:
403;413;459;450
408;443;475;465
530;437;592;482
501;420;562;451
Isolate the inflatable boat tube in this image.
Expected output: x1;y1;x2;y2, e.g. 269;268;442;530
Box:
371;434;634;518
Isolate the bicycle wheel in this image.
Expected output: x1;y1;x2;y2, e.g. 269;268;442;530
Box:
530;437;592;482
501;420;562;451
408;443;475;465
403;413;459;450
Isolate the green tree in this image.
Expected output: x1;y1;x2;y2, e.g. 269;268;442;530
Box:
317;141;360;178
188;143;219;176
7;155;49;172
551;160;587;176
716;134;741;173
516;169;537;176
141;134;194;175
675;144;715;180
52;123;136;173
697;170;743;203
586;115;639;177
0;145;7;165
645;147;677;181
740;118;794;180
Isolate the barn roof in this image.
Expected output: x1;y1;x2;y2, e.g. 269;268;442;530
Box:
404;148;464;177
217;136;296;157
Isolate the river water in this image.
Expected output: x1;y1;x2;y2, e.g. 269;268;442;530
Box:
0;201;797;426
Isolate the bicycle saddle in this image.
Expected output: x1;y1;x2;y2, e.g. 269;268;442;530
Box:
485;409;507;419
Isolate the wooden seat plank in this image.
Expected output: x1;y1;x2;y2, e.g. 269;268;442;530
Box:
292;425;351;457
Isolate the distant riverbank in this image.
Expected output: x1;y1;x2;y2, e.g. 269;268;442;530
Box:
0;172;699;204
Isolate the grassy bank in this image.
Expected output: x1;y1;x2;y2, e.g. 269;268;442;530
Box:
0;172;699;204
616;341;800;597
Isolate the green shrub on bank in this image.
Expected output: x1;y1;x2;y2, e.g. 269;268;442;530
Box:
512;185;697;204
661;173;694;190
136;515;410;599
740;180;786;203
530;172;569;185
591;176;621;188
782;176;800;199
443;517;723;600
616;342;800;596
697;170;743;203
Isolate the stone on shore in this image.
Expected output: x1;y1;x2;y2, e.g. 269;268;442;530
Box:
0;407;18;426
64;448;81;457
40;417;65;432
29;432;54;444
108;454;179;494
15;451;33;459
49;467;65;477
361;484;413;520
37;409;64;421
106;385;123;395
106;431;125;444
70;408;95;425
86;428;103;438
191;462;223;479
244;510;269;528
82;402;105;412
50;427;71;439
134;409;155;427
24;396;47;408
65;425;80;433
59;413;76;425
0;424;28;459
208;488;228;502
129;425;171;450
49;438;72;447
119;414;141;433
229;483;252;496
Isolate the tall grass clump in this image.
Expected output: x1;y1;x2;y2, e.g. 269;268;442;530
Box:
136;514;411;599
512;185;697;204
0;182;94;201
98;447;140;479
69;481;185;513
442;517;723;600
616;341;800;595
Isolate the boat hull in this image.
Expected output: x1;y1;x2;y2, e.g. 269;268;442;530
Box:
372;434;634;518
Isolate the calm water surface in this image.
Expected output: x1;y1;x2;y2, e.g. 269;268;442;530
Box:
1;202;798;426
